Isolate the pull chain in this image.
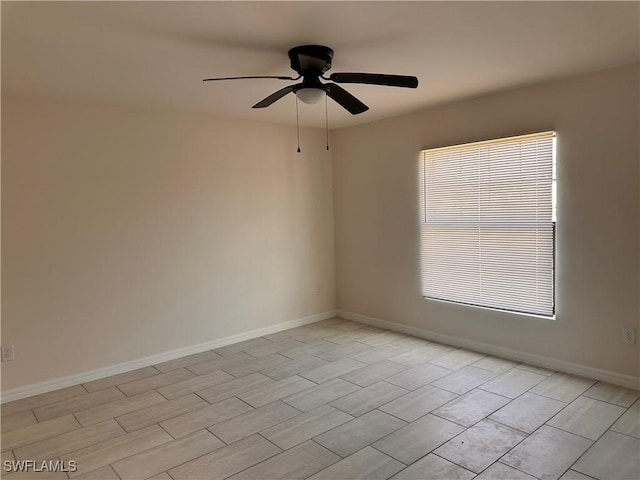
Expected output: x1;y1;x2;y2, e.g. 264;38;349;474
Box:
325;94;330;151
295;96;301;153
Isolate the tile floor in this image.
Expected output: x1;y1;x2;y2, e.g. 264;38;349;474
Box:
1;318;639;480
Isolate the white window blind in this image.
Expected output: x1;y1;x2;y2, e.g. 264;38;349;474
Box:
419;131;556;317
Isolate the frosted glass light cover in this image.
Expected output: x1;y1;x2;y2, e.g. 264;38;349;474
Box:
295;88;325;104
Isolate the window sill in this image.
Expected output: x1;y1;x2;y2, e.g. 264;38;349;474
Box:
424;296;556;321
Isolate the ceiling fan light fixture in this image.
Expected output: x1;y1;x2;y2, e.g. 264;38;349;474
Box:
295;87;325;104
204;44;418;116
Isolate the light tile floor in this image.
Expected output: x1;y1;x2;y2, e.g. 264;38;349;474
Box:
1;318;639;480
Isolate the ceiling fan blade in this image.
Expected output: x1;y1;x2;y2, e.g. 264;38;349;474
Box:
252;85;297;108
326;84;369;115
203;75;299;82
329;73;418;88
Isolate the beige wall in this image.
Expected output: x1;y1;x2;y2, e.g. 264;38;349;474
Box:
332;64;639;378
1;97;336;391
2;63;638;393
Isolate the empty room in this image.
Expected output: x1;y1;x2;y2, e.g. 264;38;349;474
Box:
1;2;639;479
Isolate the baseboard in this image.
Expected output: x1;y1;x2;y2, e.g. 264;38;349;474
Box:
1;310;338;403
338;310;640;390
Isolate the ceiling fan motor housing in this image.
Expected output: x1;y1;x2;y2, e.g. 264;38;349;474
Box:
288;45;334;76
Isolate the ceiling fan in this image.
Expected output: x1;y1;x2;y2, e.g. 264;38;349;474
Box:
203;45;419;115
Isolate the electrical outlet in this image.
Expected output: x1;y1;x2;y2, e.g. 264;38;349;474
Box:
622;327;636;345
1;345;15;362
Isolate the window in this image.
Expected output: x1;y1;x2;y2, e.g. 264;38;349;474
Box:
419;131;556;317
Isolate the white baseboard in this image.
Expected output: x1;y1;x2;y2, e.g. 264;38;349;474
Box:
338;310;640;390
1;310;338;403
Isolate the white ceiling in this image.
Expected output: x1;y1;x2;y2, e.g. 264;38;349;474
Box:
3;1;638;129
